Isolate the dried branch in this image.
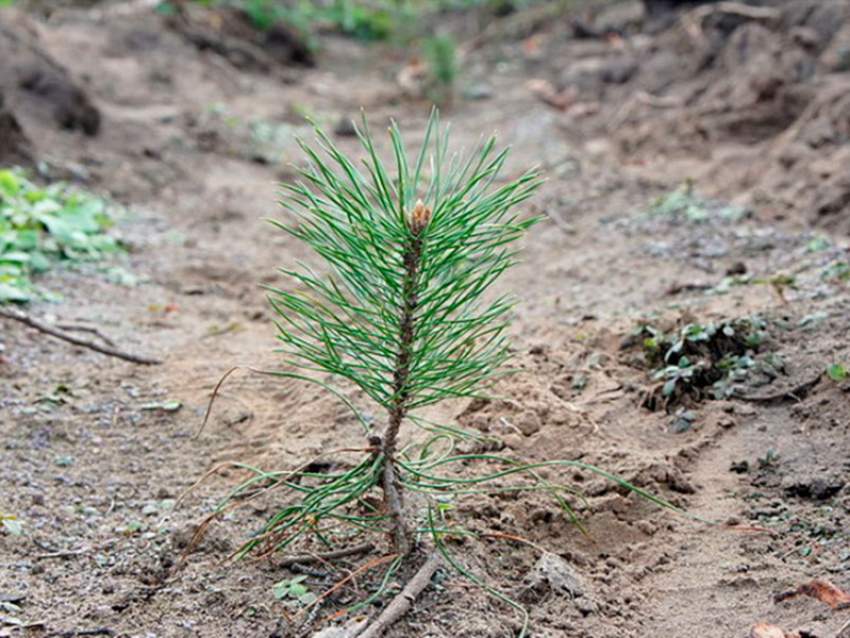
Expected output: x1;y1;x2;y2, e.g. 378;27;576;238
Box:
0;305;161;365
357;553;442;638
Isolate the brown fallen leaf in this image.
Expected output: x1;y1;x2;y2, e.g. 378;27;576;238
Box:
749;621;800;638
525;80;577;111
775;578;850;609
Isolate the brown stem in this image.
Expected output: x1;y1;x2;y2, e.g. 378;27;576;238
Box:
383;232;422;457
380;210;427;555
382;457;409;555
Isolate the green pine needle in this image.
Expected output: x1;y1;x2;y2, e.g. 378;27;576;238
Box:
266;109;543;426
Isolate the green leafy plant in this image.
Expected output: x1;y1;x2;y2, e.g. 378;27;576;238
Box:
217;0;394;40
422;34;457;104
273;575;316;604
645;183;748;224
196;110;693;635
1;513;23;536
826;363;848;382
0;167;122;303
632;317;775;408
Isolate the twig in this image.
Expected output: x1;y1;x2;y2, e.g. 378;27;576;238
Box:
689;1;780;23
294;553;401;621
55;324;117;347
0;306;161;365
278;543;375;568
738;374;822;404
357;553;442;638
635;91;683;108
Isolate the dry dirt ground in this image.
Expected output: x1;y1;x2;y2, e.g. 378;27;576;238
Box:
1;1;849;637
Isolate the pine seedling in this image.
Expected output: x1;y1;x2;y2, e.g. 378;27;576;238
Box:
260;109;542;556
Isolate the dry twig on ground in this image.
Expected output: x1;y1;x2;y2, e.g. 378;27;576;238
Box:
0;305;161;365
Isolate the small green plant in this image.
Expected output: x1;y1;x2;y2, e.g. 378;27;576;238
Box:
1;513;23;536
822;260;850;283
273;575;316;605
826;363;848;382
633;317;774;408
757;448;780;469
0;167;122;303
422;35;458;104
198;110;692;635
645;183;748;224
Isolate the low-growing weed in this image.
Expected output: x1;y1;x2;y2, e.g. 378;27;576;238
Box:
0;167;123;303
645;183;749;224
630;316;777;409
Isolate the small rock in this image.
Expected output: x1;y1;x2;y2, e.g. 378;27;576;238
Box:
734;404;757;417
730;460;749;474
726;261;747;276
141;503;159;517
502;433;524;450
334;116;357;138
522;552;586;602
462;81;494;100
718;416;737;429
516;409;542;436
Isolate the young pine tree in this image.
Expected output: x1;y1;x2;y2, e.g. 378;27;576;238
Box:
263;109;542;555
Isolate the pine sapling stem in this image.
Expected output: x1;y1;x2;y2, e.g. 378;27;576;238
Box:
381;201;430;555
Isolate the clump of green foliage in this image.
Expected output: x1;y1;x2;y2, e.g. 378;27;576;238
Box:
827;363;848;382
822;259;850;283
190;0;395;40
191;110;694;637
645;183;749;224
630;317;779;409
422;34;458;104
0;168;122;303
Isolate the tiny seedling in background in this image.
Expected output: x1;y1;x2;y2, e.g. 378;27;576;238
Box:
1;513;23;536
826;364;848;382
273;575;316;605
423;35;458;105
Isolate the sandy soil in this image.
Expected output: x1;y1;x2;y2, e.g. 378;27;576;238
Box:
1;1;849;637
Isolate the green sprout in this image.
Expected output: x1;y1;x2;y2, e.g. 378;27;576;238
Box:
423;35;458;104
1;513;23;536
263;109;542;555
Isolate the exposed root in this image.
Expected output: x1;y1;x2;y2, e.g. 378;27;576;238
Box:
277;543;375;568
356;553;442;638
